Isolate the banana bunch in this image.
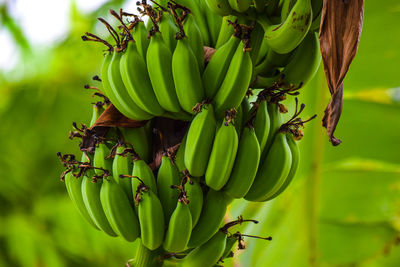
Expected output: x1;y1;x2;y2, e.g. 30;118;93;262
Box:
59;0;326;265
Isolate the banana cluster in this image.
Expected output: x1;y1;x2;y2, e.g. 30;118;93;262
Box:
61;0;323;265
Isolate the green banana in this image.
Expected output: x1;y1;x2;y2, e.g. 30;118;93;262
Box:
131;158;158;197
137;187;165;250
157;155;181;222
184;104;217;177
132;20;150;61
202;34;241;98
257;0;312;54
81;175;117;237
147;33;181;113
215;15;236;49
101;53;139;120
249;22;265;64
263;102;283;157
213;41;253;117
228;0;251;13
177;0;211;47
255;48;294;77
204;2;223;47
253;100;271;153
172;37;205;114
182;231;227;267
263;132;300;201
93;142;112;176
251;71;281;88
205;118;238;191
182;13;206;72
159;11;179;52
223;126;260;198
64;171;99;230
163;201;192;252
280;0;295;21
120;41;164;116
175;134;188;172
205;0;233;16
245;131;292;202
281;32;321;87
188;189;228;247
120;127;151;163
112;144;133;201
184;218;258;266
108;50;153;120
184;176;203;227
100;179;140;242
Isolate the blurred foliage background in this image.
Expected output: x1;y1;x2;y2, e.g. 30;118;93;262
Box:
0;0;399;266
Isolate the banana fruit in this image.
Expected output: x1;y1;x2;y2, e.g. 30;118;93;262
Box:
205;117;238;191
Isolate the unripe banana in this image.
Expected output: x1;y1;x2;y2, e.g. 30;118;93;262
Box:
245;131;292;202
263;102;283;158
215;15;236;49
249;22;265;63
64;171;99;230
81;175;117;236
157;155;181;222
263;132;300;201
175;134;188;173
228;0;251;13
255;49;294;77
93;142;112;176
205;0;233;16
100;179;140;242
120;127;151;163
202;34;240;98
188;190;228;247
159;11;179;52
131;158;158;197
258;0;312;54
214;41;253;117
101;53;139;120
185;104;217;177
182;14;206;72
108;50;153;120
163;201;192;252
205;118;238;191
120;41;164;116
137;188;165;250
281;32;321;87
281;0;295;21
182;231;227;267
133;20;150;60
147;34;181;113
172;37;205;114
184;177;203;227
223;126;260;198
112;145;133;201
253;100;270;153
178;0;211;47
204;2;223;47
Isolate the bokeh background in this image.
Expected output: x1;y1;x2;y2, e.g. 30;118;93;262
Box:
0;0;399;266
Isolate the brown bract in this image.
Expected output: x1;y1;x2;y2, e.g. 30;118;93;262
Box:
92;104;148;128
319;0;364;146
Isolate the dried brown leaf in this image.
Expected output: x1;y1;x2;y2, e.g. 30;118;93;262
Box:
92;104;148;128
319;0;364;146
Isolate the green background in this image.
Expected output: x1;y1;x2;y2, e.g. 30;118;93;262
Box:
0;0;399;266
